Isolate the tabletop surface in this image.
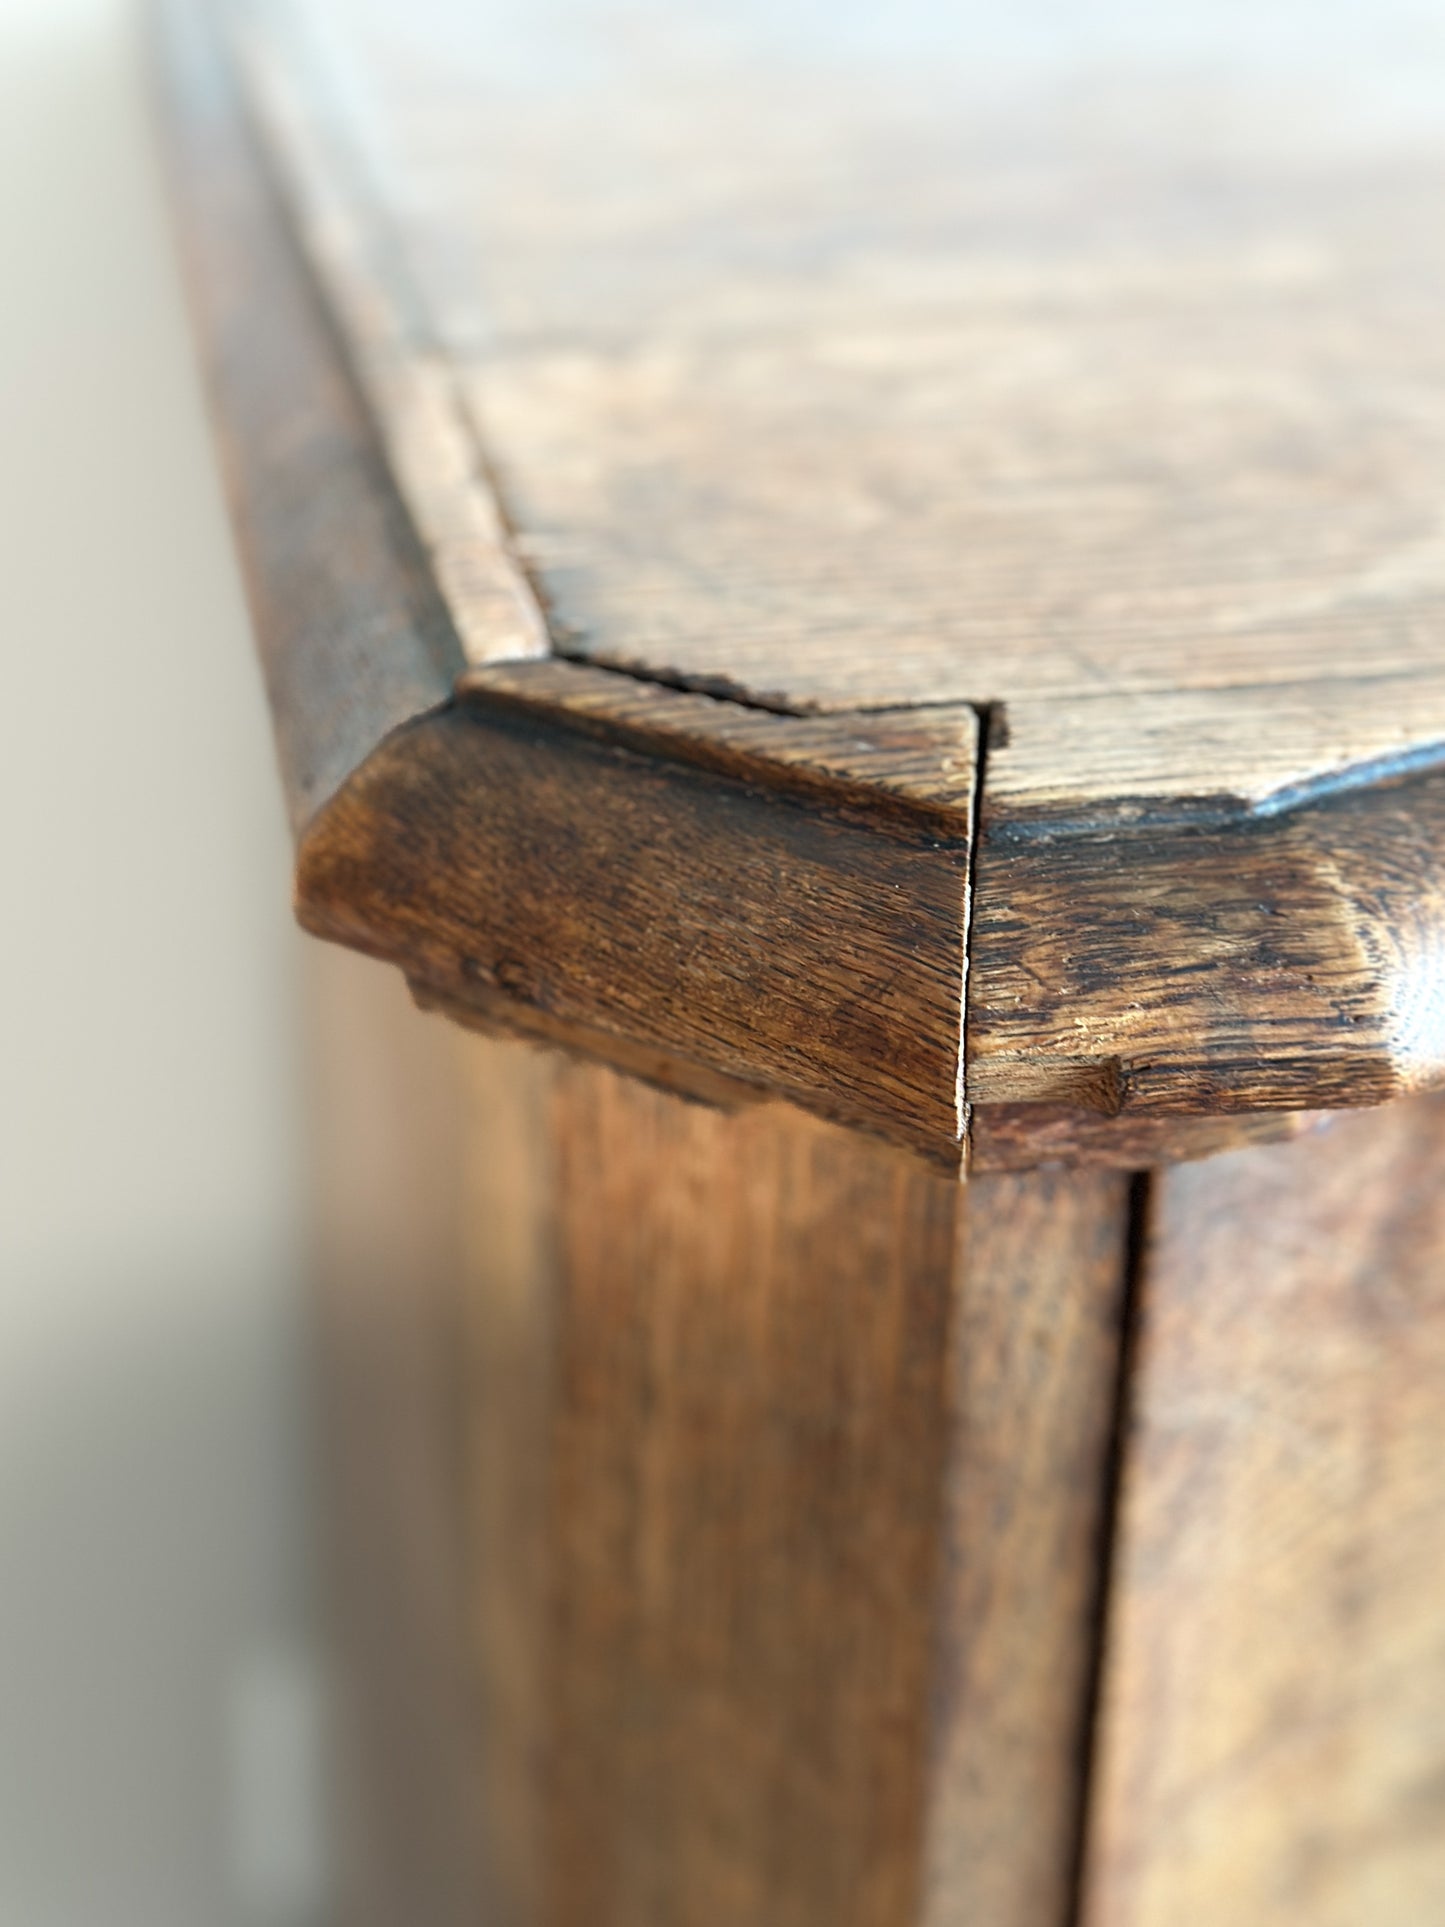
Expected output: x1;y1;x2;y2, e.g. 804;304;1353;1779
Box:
240;0;1445;712
159;0;1445;1168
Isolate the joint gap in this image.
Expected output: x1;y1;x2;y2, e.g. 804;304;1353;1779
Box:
1062;1168;1153;1927
959;700;998;1152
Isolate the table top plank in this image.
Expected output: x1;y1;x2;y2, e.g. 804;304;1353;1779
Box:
157;0;1445;1165
238;0;1445;709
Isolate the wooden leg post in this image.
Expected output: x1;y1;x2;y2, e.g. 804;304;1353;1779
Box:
312;946;1135;1927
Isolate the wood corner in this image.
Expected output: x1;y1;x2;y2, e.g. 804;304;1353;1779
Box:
294;672;978;1166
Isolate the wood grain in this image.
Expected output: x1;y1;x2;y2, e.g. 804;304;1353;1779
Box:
453;1039;1132;1927
536;1066;958;1927
966;681;1445;1120
1083;1093;1445;1927
150;0;461;834
968;1103;1333;1176
158;8;1445;1923
968;741;1445;1118
232;8;550;670
985;676;1445;824
294;667;976;1163
456;1032;561;1927
232;0;1445;710
157;0;1445;1149
923;1167;1132;1927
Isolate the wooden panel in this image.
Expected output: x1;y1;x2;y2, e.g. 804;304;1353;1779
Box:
538;1068;959;1927
460;662;980;813
984;678;1445;823
455;1041;1132;1926
923;1167;1132;1927
458;327;1445;711
232;0;1445;711
304;946;1134;1927
1084;1093;1445;1927
456;1033;561;1927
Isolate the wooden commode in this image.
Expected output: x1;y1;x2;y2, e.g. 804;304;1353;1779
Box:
156;3;1445;1921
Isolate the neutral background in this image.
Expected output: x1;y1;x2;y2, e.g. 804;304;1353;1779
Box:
0;0;325;1920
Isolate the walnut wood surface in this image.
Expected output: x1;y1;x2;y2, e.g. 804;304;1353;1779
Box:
457;1036;1132;1927
1083;1093;1445;1926
155;0;1445;1152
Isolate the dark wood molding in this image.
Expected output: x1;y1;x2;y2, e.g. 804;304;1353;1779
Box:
153;0;1445;1169
150;0;465;838
969;739;1445;1118
295;675;975;1165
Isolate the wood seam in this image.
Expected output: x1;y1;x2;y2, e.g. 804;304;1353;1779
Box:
959;701;998;1160
1062;1169;1153;1927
